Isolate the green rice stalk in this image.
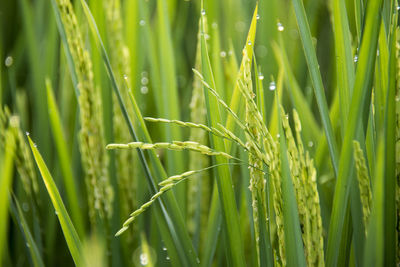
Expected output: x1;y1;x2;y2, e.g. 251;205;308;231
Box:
55;0;112;223
187;24;210;245
28;136;84;266
144;117;250;153
353;141;372;231
199;5;247;264
290;110;324;266
106;141;234;159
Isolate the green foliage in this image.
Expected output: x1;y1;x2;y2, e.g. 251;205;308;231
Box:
0;0;398;266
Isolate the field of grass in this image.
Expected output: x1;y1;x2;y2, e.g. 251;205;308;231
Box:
0;0;399;266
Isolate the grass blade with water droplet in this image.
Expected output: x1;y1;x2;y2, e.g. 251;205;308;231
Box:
28;136;83;266
10;195;45;267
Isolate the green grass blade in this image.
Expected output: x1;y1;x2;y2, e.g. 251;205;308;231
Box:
353;0;364;44
46;79;84;238
199;3;246;266
383;12;397;265
331;0;355;136
326;0;383;265
28;136;83;266
290;0;339;176
363;136;385;267
0;127;15;267
276;102;306;267
10;196;45;267
200;185;221;267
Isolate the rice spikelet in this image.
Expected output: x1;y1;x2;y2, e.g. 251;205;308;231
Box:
353;140;372;231
57;0;112;223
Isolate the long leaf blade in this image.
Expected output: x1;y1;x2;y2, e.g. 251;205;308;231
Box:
28;136;83;266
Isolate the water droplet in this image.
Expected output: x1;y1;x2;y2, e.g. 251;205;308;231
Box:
256;14;260;20
353;55;358;62
276;134;280;138
139;20;146;26
5;56;13;67
55;211;59;215
26;243;30;248
397;6;400;10
269;81;276;91
220;51;226;57
141;77;149;85
205;34;210;40
247;41;252;46
258;73;264;80
212;22;218;29
140;253;149;265
140;86;149;94
377;49;380;56
277;22;284;32
123;74;128;80
308;141;314;147
25;131;30;136
395;96;399;102
141;71;148;77
201;9;206;16
166;256;170;261
33;143;37;148
197;258;200;264
162;247;167;251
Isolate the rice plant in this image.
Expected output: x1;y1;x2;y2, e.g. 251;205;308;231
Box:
0;0;398;266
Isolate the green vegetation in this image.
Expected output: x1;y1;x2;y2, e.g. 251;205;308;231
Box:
0;0;398;266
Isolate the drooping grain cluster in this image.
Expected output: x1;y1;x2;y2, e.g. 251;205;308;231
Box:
107;141;233;159
56;0;112;223
0;107;39;200
353;140;372;230
284;109;324;266
242;51;267;261
115;165;222;237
